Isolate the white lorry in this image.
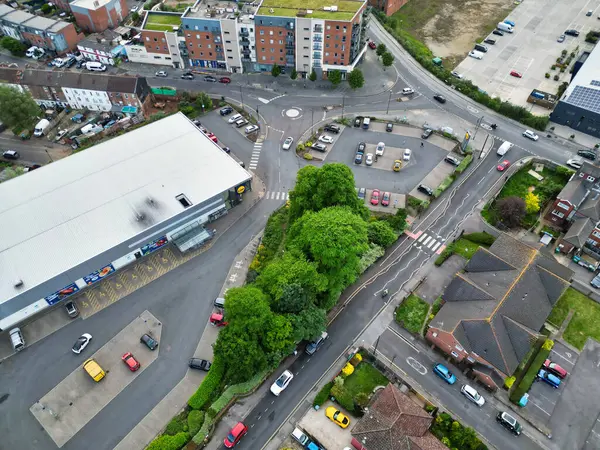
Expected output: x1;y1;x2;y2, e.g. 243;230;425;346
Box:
33;119;50;137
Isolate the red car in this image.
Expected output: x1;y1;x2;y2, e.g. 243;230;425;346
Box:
368;41;376;49
382;191;391;206
497;160;510;171
206;132;218;143
210;312;228;327
122;352;141;371
543;359;568;379
224;422;248;448
219;77;231;84
370;189;380;206
510;70;522;78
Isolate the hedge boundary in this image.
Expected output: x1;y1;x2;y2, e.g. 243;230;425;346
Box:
509;339;553;403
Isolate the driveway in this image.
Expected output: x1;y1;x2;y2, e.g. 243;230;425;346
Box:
298;400;354;450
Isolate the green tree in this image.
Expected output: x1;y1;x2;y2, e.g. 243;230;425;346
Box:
382;51;394;69
262;314;295;364
288;207;369;308
40;3;51;13
275;283;311;314
0;36;27;57
271;64;281;77
194;92;213;113
367;221;397;248
214;323;268;383
223;286;270;331
348;68;364;90
327;69;342;85
288;305;327;342
496;196;526;228
385;208;408;232
0;86;40;131
376;43;387;57
309;68;317;82
525;192;540;214
290;68;298;80
388;18;398;29
131;11;140;23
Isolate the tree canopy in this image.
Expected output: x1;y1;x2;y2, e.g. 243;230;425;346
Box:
497;196;526;228
376;43;387;57
271;64;281;77
328;70;342;85
368;221;398;248
348;68;364;90
382;51;395;68
288;305;327;342
0;36;27;57
0;86;40;131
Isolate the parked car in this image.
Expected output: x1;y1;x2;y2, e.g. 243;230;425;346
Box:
72;333;93;354
382;191;391;206
522;129;539;140
228;113;243;123
140;333;158;350
270;370;294;396
444;155;460;166
189;358;212;371
311;143;327;152
565;29;580;37
244;124;259;134
418;184;433;196
282;136;294;150
354;152;363;164
484;38;496;45
543;359;568;379
357;142;366;153
306;331;328;355
324;124;340;134
538;369;561;388
83;358;105;382
586;9;593;16
122;352;141;371
375;142;385;156
497;160;510;171
422;128;433;139
368;41;376;49
219;77;231;84
386;122;393;132
504;19;515;26
433;94;446;103
433;363;457;384
451;70;463;78
497;412;522;436
468;50;483;60
131;5;139;12
220;106;233;116
461;384;485;406
557;34;566;43
402;87;415;95
566;157;583;169
403;148;412;161
325;407;350;428
365;153;374;166
393;160;402;172
2;150;19;160
181;72;194;80
221;146;230;153
155;70;168;77
357;188;366;200
578;149;596;160
319;135;334;144
65;301;79;318
204;75;217;82
510;70;523;78
224;422;248;448
493;29;504;36
370;189;380;206
354;117;362;127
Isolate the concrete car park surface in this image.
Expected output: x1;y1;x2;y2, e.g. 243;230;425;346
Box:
30;311;162;448
363;189;406;211
410;158;457;200
297;400;354;450
454;0;597;110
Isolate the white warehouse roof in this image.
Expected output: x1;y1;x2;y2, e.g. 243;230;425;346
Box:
0;112;250;307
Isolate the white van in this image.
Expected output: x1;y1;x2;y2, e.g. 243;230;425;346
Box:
9;328;25;352
25;46;38;57
81;123;103;134
497;141;513;156
34;119;50;137
85;61;107;72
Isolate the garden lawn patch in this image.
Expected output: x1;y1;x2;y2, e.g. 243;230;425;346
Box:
547;288;600;350
343;362;389;400
452;238;482;259
395;294;429;333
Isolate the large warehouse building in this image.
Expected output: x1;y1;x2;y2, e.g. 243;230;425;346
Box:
0;112;252;331
551;44;600;138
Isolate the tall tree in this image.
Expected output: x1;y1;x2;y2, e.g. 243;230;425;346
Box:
262;314;295;365
0;36;27;57
525;192;540;214
496;196;526;228
271;64;281;77
327;69;342;85
223;286;270;333
290;68;298;80
0;86;40;131
288;305;327;342
376;43;387;57
367;221;397;248
382;51;394;69
348;68;364;90
214;324;268;383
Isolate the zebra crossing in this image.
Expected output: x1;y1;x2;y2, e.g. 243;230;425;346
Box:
249;142;263;170
265;191;290;201
410;230;446;254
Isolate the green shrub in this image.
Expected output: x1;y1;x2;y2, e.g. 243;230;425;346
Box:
187;410;204;436
330;384;355;412
462;232;496;245
433;174;455;198
510;344;551;403
454;154;473;174
164;412;187;435
408;197;428;212
304;153;313;160
434;243;455;266
147;432;190;450
545;73;550;78
188;356;226;410
314;381;334;407
209;370;267;417
358;243;385;273
192;416;213;445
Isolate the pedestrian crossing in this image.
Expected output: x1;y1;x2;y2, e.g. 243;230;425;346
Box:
265;191;290;201
408;230;446;254
249;142;263;170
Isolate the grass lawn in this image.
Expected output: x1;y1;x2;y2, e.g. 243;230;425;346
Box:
257;0;360;19
395;294;429;333
343;362;389;399
144;24;177;31
146;12;182;25
547;288;600;350
453;238;482;259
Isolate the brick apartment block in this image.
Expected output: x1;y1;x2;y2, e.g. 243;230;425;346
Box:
70;0;129;33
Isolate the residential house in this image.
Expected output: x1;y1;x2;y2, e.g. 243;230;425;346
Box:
0;68;151;115
425;233;572;389
77;30;124;65
70;0;129;33
0;4;84;54
546;162;600;259
351;384;447;450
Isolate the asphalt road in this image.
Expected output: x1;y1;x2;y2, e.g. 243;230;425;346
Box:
0;133;59;165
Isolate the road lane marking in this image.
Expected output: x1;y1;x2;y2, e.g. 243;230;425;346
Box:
386;325;420;353
407;357;427;375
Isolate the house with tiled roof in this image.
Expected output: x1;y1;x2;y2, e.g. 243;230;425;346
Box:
425;233;572;390
351;384;447;450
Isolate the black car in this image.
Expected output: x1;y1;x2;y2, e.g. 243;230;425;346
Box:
65;56;77;68
484;38;496;45
204;75;217;82
220;106;233;116
305;332;329;355
492;29;504;36
565;29;580;37
76;59;87;69
418;184;433;196
578;149;596;161
496;412;522;436
221;146;230;153
358;187;366;199
354;152;363;164
433;94;446;104
181;72;194;80
140;333;159;350
354;117;362;127
357;142;366;153
189;358;212;371
324;124;340;134
422;128;433;139
386;122;393;132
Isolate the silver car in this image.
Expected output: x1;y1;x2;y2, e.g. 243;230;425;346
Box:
282;137;294;150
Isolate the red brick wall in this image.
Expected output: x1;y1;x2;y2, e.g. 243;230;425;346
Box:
185;30;223;61
322;20;352;66
54;0;71;12
255;25;288;66
545;199;573;226
368;0;409;16
142;30;169;54
425;328;468;362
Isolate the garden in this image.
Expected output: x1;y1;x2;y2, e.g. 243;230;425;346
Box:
435;231;496;266
395;294;429;334
547;288;600;350
430;411;489;450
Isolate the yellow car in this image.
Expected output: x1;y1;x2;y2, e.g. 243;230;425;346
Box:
325;406;350;428
83;358;106;382
393;160;402;172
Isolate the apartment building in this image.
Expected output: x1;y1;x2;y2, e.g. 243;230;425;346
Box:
0;4;84;54
77;29;127;65
70;0;128;33
0;68;151;114
367;0;408;16
125;12;186;68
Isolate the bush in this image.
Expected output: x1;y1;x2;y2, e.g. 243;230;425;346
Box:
303;153;313;160
192;417;212;445
330;384;355;412
545;73;550;78
147;432;190;450
510;344;551;403
165;412;187;435
350;353;362;365
342;362;355;377
434;243;455;266
314;381;334;407
554;75;560;81
187;410;204;436
358;243;385;273
208;370;266;418
367;220;397;248
188;356;226;410
462;232;496;245
454;154;473;174
433;174;455;198
407;197;426;212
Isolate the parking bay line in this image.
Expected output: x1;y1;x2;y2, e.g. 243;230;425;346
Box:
386;325;420;353
551;350;577;366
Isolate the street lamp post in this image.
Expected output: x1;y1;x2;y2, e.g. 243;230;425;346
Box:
311;108;314;133
472;115;484;141
386;89;392;115
341;95;345;119
239;84;244;108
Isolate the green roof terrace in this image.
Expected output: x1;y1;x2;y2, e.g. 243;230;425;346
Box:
142;12;183;32
257;0;365;21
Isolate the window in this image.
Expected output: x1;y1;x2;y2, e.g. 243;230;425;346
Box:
552;210;565;218
270;39;274;44
326;35;330;39
228;56;233;59
304;27;309;31
593;230;600;239
196;34;200;39
325;52;329;56
261;39;265;43
557;201;571;210
271;56;274;60
336;25;339;30
207;44;211;48
335;44;338;48
176;194;192;208
260;30;264;35
280;57;284;61
303;46;309;50
226;40;231;43
326;25;330;30
224;31;230;34
270;48;274;52
279;31;282;35
262;56;266;60
269;30;273;35
279;40;283;44
326;43;329;48
304;37;309;40
227;48;232;52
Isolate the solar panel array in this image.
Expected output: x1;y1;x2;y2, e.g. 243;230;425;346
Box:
566;85;600;114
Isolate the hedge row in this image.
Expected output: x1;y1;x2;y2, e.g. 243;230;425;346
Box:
146;432;190;450
314;381;334;407
434;243;455;266
509;340;553;403
462;232;496;246
187;410;205;437
433;174;456;198
455;154;473;175
208;370;267;417
187;356;226;410
373;12;549;131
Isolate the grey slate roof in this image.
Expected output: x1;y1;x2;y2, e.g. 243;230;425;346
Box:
472;361;505;387
559;178;588;206
4;69;140;93
578;191;600;220
488;233;537;269
564;217;595;248
465;248;515;272
442;276;496;303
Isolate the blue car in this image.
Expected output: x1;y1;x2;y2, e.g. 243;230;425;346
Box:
433;363;457;385
504;19;515;27
538;369;560;388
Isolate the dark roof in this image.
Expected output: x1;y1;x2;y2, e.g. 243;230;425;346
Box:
431;233;573;375
352;385;446;450
564;217;595;248
558;178;588;206
472;361;505;387
578;191;600;220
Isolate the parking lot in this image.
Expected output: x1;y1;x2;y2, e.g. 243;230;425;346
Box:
410;157;459;200
454;0;597;110
297;400;354;450
30;311;162;448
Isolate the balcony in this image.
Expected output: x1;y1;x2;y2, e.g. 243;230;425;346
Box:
313;36;322;42
313;61;321;68
240;37;250;44
240;29;249;36
312;52;321;60
313;26;323;33
286;43;295;49
312;44;322;51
